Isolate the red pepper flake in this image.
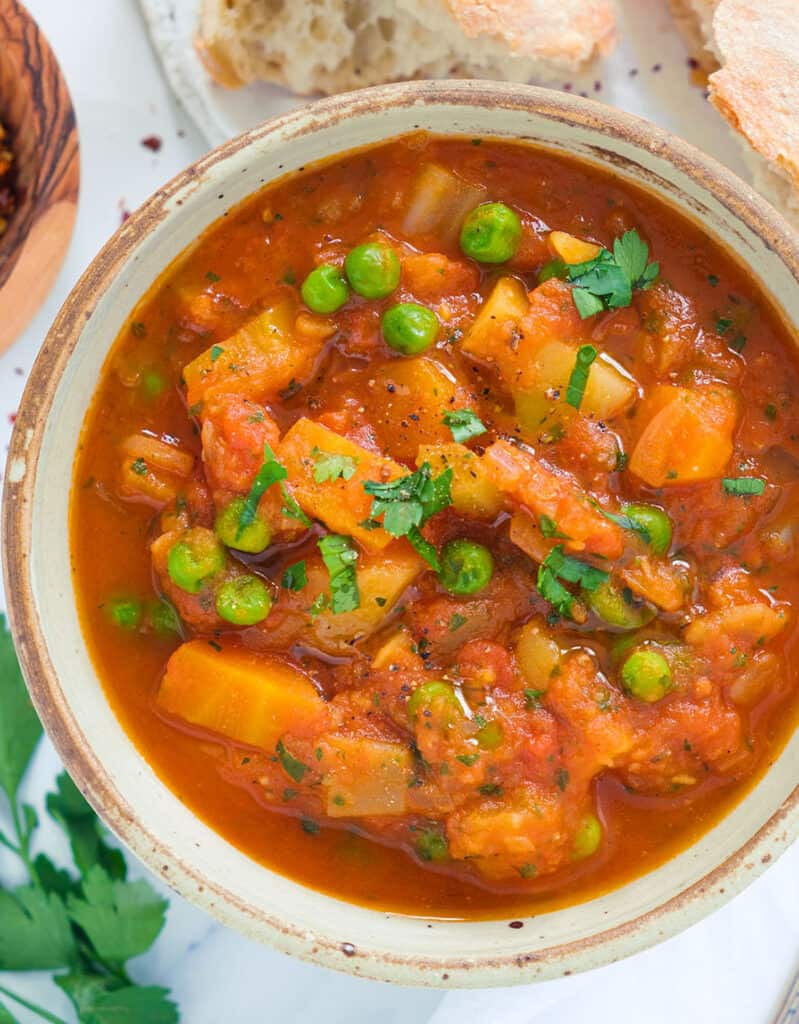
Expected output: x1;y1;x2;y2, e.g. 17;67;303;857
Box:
118;198;131;224
652;63;662;73
562;82;573;92
141;134;162;153
687;57;700;70
13;367;23;376
8;412;17;424
509;920;524;929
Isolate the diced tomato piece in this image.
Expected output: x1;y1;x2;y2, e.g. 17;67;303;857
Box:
485;439;625;559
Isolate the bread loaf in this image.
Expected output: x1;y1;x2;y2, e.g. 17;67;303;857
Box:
669;0;799;229
195;0;618;95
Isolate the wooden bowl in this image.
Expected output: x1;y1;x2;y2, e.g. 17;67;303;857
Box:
0;0;79;352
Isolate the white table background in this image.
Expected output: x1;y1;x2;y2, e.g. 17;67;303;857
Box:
1;2;798;1021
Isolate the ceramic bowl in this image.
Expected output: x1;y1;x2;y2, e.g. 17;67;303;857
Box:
5;81;799;988
0;0;79;352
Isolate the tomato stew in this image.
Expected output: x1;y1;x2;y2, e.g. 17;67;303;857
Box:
71;135;799;918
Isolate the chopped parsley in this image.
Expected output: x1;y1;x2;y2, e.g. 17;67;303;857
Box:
442;408;487;444
301;817;320;835
539;514;569;540
363;462;452;569
131;457;148;476
555;767;570;791
456;753;480;766
722;477;765;496
567;229;659;319
715;316;733;335
281;560;307;591
524;688;545;709
318;534;360;613
599;507;651;545
309;593;331;618
312;447;359;483
536;545;609;619
565;344;598;409
448;613;467;632
210;344;224;362
237;441;288;539
205;270;221;282
276;739;308;783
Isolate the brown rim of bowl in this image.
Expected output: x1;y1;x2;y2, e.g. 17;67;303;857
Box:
4;80;799;986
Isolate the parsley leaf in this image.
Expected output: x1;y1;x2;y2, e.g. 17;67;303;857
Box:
311;447;359;483
536;545;609;618
0;615;41;802
276;739;308;782
281;560;307;591
0;886;77;969
57;974;179;1024
66;866;168;966
0;1006;16;1023
46;773;126;881
539;514;569;540
442;408;487;444
599;508;651;545
567;229;659;319
722;477;766;496
238;442;287;539
448;613;467;632
363;463;452;568
565;344;597;409
318;534;360;613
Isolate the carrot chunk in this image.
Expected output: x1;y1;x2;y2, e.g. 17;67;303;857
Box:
157;641;330;748
629;384;738;487
278;418;406;551
485;440;624;559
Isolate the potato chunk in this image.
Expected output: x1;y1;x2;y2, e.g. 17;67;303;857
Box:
157;641;330;748
365;358;466;463
416;443;503;520
629;384;738;487
461;276;529;370
278;418;406;551
322;735;413;817
183;301;332;408
549;231;602;264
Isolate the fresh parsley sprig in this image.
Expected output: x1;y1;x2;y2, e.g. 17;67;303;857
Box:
568;229;659;319
0;616;178;1023
318;534;360;613
238;442;310;538
311;448;358;484
536;545;609;620
442;409;487;444
362;463;452;570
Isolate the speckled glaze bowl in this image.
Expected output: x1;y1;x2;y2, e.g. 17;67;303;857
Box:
5;81;799;988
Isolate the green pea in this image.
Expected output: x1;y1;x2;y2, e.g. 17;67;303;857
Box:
141;369;167;400
460;202;522;263
584;578;655;630
476;720;504;750
167;527;225;594
407;680;461;723
437;539;494;595
147;599;181;636
573;813;602;860
622;648;673;703
344;242;401;299
416;827;449;862
215;575;273;626
301;264;349;314
623;503;673;555
107;597;142;631
381;302;439;355
537;257;569;283
215;497;272;554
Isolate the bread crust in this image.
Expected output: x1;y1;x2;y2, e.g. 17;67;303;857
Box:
194;0;618;95
447;0;617;62
708;0;799;200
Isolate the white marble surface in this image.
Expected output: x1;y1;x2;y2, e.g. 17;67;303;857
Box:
1;2;798;1021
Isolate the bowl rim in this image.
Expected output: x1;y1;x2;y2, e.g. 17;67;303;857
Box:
5;79;799;988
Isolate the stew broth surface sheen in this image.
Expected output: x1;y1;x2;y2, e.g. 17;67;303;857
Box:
71;135;799;919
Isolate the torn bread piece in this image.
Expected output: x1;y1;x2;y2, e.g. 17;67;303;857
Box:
669;0;799;229
195;0;618;95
